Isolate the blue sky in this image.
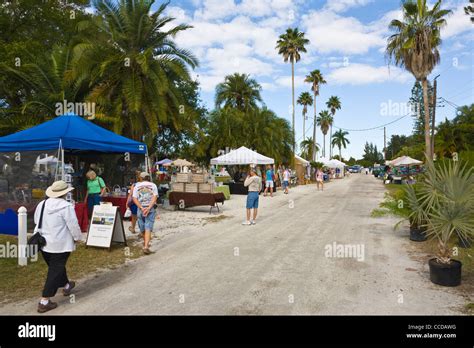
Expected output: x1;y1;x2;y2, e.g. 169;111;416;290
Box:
154;0;473;159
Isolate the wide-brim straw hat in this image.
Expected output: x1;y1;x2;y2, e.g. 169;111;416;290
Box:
46;180;75;198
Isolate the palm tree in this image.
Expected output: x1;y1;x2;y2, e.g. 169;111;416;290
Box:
300;137;319;161
297;92;313;141
386;0;451;159
0;44;92;133
276;28;309;162
215;73;262;111
317;110;332;158
326;96;341;158
331;129;350;160
304;69;326;161
73;0;198;140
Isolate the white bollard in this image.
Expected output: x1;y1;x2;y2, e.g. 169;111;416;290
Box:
18;206;27;266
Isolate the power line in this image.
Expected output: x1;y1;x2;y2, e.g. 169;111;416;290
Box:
333;112;411;132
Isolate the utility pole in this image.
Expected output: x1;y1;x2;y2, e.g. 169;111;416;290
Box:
431;75;440;158
383;127;387;160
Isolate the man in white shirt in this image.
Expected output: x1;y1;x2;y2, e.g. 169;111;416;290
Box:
133;172;158;255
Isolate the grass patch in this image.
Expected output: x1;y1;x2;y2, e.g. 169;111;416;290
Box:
465;303;474;314
370;209;390;218
371;184;410;219
202;214;231;223
0;235;143;303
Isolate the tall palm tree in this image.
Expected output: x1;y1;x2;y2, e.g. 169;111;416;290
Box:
276;28;309;163
215;73;262;111
304;69;326;161
317;110;332;158
300;137;319;161
297;91;313;141
386;0;451;159
326;96;341;158
331;129;350;160
73;0;198;140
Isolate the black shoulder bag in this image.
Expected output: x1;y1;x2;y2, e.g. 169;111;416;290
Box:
27;199;48;252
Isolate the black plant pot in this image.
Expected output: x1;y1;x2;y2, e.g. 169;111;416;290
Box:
409;226;427;242
457;234;472;249
429;258;462;287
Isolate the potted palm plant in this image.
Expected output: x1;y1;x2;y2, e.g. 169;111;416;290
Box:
416;158;474;287
404;183;428;242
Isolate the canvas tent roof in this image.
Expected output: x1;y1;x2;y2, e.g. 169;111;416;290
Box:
171;159;194;167
319;157;346;169
156;158;172;165
295;154;310;166
391;156;422;166
0;114;147;154
210;146;274;165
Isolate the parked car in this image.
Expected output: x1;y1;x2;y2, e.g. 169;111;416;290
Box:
348;165;362;173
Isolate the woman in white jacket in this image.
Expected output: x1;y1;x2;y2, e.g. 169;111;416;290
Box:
34;181;83;313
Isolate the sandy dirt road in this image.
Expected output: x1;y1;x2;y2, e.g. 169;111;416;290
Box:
2;174;469;315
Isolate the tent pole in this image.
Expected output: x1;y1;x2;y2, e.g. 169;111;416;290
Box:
61;147;65;181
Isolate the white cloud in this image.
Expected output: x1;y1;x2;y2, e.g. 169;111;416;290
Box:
302;10;386;55
327;63;412;85
324;0;373;13
442;3;473;39
274;75;307;88
193;0;237;20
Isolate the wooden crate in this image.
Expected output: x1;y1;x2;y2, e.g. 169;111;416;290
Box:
191;173;207;183
198;183;214;193
172;183;185;192
176;172;191;183
185;183;198;193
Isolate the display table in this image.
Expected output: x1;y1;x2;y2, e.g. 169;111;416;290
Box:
169;192;225;213
74;202;89;232
214;175;231;183
102;196;128;217
224;182;248;195
214;185;231;200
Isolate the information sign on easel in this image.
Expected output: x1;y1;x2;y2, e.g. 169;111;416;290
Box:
86;203;127;250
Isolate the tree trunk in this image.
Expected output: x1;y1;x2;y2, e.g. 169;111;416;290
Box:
312;91;317;161
431;78;437;158
302;111;306;142
329;125;333;158
422;78;432;159
291;59;295;167
339;146;342;160
323;134;326;158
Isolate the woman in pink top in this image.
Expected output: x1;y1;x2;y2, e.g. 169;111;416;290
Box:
316;168;324;191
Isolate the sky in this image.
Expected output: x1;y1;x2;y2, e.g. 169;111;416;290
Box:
152;0;473;159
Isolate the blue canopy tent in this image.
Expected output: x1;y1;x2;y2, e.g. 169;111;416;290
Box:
0;114;149;179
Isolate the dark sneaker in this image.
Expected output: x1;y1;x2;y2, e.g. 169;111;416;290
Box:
37;301;58;313
62;281;76;296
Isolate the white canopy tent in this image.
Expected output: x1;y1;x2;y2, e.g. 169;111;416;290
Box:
295;154;310;166
319;157;346;169
210;146;274;165
390;156;422;166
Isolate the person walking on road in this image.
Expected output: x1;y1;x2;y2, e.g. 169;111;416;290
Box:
242;166;262;225
126;171;141;233
316;168;324;191
263;165;274;197
133;172;158;255
35;180;83;313
282;166;290;194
